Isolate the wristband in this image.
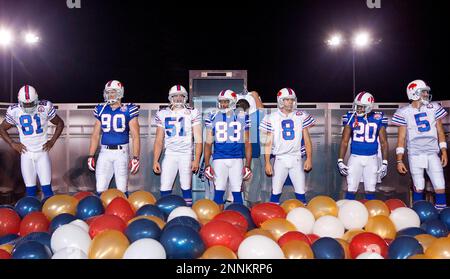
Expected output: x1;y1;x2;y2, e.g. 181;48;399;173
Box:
382;160;388;165
439;142;447;150
396;147;405;155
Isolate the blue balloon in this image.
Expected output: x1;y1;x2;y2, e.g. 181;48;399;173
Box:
155;195;186;219
0;234;19;245
439;207;450;230
164;216;201;232
136;204;165;220
396;227;427;237
11;241;52;259
225;203;256;230
49;213;77;234
76;196;104;220
125;219;162;243
13;232;52;253
160;225;205;259
412;201;439;224
420;219;449;238
388;236;423;259
0;204;15;210
15;197;42;218
311;237;345;259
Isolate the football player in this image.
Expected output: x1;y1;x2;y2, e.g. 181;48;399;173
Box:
153;85;202;206
393;80;448;209
260;88;315;204
87;80;140;196
204;90;252;208
337;91;389;200
0;85;64;199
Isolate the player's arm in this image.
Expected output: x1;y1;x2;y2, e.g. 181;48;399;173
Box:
249;91;264;109
192;124;203;173
379;126;389;161
152;126;164;174
303;127;313;172
436;119;448;167
244;130;252;168
87;119;101;171
129;117;141;174
0;120;27;153
337;125;351;176
262;130;274;176
204;129;213;168
396;125;408;174
43;115;65;151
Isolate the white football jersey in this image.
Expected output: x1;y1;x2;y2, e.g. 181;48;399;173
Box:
155;107;201;155
259;109;315;156
392;102;448;156
5;100;57;152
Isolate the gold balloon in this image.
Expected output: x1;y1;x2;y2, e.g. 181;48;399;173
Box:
424;237;450;259
42;194;78;220
364;215;396;240
88;230;130;259
281;199;305;214
260;218;297;241
192;199;221;224
201;245;237;259
100;189;126;207
245;228;277;241
281;240;314;259
127;191;156;212
127;216;166;230
335;238;351;259
364;200;390;217
415;234;437;252
342;229;365;242
306;196;338;219
0;244;13;254
408;254;428;259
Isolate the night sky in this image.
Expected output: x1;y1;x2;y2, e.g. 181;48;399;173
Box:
0;0;447;104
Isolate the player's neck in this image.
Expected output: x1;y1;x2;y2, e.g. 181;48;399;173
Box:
411;101;422;109
280;108;293;116
109;101;121;109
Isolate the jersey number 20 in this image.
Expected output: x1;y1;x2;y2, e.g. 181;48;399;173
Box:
353;122;377;143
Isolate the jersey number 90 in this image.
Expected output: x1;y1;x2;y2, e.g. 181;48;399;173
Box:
101;114;126;133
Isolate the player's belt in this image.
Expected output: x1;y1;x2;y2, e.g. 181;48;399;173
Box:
105;145;124;150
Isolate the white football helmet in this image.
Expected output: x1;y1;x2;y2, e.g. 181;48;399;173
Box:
18;85;39;114
168;85;188;108
353;91;375;116
103;80;124;104
277;88;297;110
407;80;432;105
217;90;237;112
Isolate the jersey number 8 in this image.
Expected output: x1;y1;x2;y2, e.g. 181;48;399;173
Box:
101;114;126;133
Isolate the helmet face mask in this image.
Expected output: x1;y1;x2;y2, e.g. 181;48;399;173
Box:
353;91;375;117
216;90;237;112
18;85;39;114
168;85;188;108
277;88;297;111
419;89;432;105
19;100;38;114
407;80;431;105
103;80;124;104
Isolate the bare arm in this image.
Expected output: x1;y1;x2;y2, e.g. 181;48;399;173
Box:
250;91;264;109
0;120;27;153
152;126;164;173
338;126;352;160
437;119;448;167
204;129;214;167
129;117;140;158
379;126;389;161
88;120;102;156
43;115;65;151
396;125;408;174
244;130;252;168
303;127;313;171
192;124;203;172
262;131;274;176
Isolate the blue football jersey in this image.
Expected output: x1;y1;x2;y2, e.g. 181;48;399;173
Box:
342;111;388;156
205;110;251;160
93;103;139;145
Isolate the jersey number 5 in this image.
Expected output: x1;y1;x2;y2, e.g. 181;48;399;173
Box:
414;113;431;132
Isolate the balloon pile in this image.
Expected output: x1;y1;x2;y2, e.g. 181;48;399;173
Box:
1;193;450;259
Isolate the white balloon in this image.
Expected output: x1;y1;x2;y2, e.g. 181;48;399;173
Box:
123;239;166;259
167;206;198;222
286;207;315;234
313;216;345;238
69;219;89;233
356;252;384;259
238;235;285;259
52;247;88;259
51;224;91;254
338;200;369;230
336;199;349;209
389;207;420;231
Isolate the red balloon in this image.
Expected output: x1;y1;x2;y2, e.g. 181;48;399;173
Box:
19;212;49;236
385;199;406;212
0;249;11;260
0;208;21;237
349;232;388;259
359;199;369;204
86;215;102;226
73;191;94;201
88;214;126;238
200;220;244;252
105;197;135;223
278;231;311;247
213;211;248;233
307;234;320;244
251;203;286;227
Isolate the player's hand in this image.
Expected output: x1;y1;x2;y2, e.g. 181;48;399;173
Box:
304;159;312;172
87;156;96;171
153;161;161;174
337;160;349;176
204;165;215;180
242;166;253;181
441;151;448;167
191;160;200;173
396;161;408;174
265;163;273;177
129;157;140;175
43;139;56;152
377;162;388;179
11;142;27;154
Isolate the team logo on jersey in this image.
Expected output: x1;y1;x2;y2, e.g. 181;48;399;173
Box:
120;105;127;112
296;111;302;116
38;106;45;113
373;113;382;120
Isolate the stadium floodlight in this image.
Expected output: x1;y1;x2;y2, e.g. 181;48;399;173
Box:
326;33;343;48
24;32;40;45
353;31;372;49
0;28;13;47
